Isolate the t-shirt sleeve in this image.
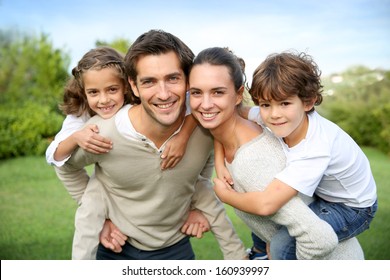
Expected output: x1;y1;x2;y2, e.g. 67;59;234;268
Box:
248;106;263;124
45;114;87;166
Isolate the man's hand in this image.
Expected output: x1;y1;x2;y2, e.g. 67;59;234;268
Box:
99;219;128;253
181;209;210;238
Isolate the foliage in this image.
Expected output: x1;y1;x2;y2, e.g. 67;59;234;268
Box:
95;37;132;55
320;66;390;155
0;102;64;158
0;29;70;110
0;29;70;158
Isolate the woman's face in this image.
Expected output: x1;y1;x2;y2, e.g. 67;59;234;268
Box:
189;63;242;130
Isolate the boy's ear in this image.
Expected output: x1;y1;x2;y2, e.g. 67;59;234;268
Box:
128;77;139;97
304;98;316;112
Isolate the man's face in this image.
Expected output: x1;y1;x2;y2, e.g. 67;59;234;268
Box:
129;51;187;128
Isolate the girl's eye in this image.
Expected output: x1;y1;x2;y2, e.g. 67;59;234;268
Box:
281;102;290;106
87;90;98;96
109;87;119;93
259;103;270;108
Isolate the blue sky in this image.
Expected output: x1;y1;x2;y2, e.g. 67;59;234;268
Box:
1;0;389;78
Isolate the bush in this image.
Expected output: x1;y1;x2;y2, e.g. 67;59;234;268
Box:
0;102;63;159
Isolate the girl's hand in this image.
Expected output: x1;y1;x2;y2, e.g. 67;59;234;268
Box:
74;124;112;154
160;134;187;170
181;209;210;238
99;219;128;253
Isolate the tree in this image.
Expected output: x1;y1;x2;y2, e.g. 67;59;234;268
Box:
95;37;132;55
0;29;70;158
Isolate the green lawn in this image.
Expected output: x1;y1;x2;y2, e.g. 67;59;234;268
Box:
0;147;389;260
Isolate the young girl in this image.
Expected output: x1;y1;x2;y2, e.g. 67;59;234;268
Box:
46;46;208;259
218;50;378;259
189;47;342;260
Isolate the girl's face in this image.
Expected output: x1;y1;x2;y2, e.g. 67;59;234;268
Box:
189;63;242;131
83;67;126;119
258;95;313;147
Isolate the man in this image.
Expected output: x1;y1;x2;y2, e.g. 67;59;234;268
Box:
55;29;246;260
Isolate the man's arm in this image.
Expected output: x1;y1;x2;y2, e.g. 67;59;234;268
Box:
191;153;247;260
54;147;95;204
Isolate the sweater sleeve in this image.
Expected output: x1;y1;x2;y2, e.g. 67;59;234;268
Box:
54;147;95;205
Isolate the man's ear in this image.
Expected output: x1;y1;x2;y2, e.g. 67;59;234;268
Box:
128;77;139;97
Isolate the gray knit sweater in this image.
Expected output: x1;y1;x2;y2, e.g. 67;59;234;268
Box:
227;127;364;259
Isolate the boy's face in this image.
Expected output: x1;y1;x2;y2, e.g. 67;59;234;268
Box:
258;95;313;147
129;51;187;128
83;67;125;119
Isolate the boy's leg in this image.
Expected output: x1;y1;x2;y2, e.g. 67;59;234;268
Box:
270;226;297;260
247;232;269;260
309;198;378;241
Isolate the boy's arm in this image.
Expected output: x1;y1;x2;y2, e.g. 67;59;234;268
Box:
160;114;197;170
213;177;298;216
239;105;261;123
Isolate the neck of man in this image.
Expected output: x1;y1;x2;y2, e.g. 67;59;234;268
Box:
129;105;186;148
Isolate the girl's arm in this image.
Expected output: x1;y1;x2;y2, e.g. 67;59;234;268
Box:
54;124;113;161
214;140;233;186
160;114;197;170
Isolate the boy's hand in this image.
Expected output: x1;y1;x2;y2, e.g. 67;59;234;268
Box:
213;177;236;203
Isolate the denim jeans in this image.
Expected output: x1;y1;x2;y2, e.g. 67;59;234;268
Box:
270;197;378;260
252;232;267;252
96;236;195;260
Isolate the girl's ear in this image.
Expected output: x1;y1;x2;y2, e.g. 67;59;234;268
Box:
128;77;139;97
235;85;244;106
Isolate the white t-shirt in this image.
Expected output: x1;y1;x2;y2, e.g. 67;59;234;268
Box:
45;113;90;166
248;107;377;208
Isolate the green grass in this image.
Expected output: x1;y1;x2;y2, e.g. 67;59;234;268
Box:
0;147;389;260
